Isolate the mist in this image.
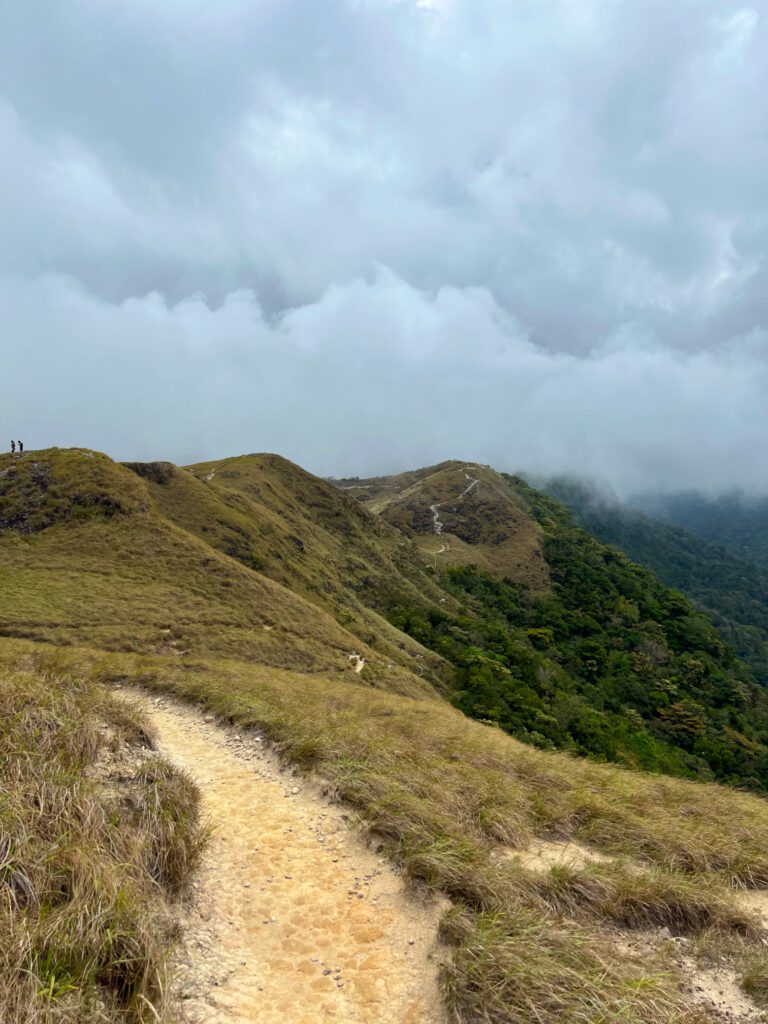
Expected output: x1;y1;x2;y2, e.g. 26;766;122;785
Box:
2;0;768;494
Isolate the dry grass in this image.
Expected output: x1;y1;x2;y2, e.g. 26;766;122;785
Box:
349;461;551;591
15;641;767;1023
0;648;207;1023
0;449;438;697
439;907;713;1024
133;758;208;896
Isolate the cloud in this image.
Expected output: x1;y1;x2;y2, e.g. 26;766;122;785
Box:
1;0;768;490
4;269;767;494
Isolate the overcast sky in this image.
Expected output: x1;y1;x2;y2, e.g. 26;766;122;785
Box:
2;0;767;493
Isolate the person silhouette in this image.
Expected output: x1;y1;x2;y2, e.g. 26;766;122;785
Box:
18;440;23;453
10;440;15;453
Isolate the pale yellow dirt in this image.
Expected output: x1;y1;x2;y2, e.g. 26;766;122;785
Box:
510;840;767;1022
737;889;768;928
121;692;448;1024
505;839;616;872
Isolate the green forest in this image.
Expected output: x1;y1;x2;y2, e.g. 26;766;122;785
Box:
388;478;768;790
546;478;768;685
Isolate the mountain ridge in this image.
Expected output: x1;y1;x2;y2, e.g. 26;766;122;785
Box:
4;447;768;789
6;446;768;1023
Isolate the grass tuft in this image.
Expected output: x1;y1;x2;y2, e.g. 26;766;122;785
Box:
0;656;207;1022
134;758;209;895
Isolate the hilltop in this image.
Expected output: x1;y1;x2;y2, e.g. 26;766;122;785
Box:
336;460;549;590
141;451;453;685
0;448;436;696
5;447;768;1022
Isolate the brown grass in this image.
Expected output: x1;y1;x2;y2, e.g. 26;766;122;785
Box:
0;648;207;1022
0;449;440;697
13;640;768;1023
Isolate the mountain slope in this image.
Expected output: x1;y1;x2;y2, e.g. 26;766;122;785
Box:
335;460;550;590
336;462;768;789
633;490;768;570
127;452;453;685
5;447;768;788
545;478;768;685
0;449;435;696
6;450;768;1023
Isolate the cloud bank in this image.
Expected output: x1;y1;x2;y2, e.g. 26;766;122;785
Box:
4;270;766;494
2;0;767;491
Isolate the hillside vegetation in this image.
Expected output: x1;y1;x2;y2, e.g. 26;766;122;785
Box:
6;637;768;1024
546;478;768;685
0;646;207;1023
138;452;452;685
5;447;768;1022
338;464;768;790
634;491;768;570
0;449;435;698
339;460;550;590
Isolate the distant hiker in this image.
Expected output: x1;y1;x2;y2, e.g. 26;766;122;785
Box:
10;440;15;453
18;440;23;453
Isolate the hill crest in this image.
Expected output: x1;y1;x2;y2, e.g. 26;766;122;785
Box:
333;460;550;591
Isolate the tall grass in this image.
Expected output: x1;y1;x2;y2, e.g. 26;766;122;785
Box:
6;639;768;1022
71;644;768;1024
0;650;207;1023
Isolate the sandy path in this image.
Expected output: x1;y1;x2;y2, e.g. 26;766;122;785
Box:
121;692;448;1024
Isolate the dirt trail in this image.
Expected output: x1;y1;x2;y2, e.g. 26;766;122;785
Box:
121;692;448;1024
429;468;479;558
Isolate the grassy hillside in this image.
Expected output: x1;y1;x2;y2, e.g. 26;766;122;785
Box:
546;478;768;685
6;448;768;1021
6;637;768;1024
335;460;550;591
131;452;452;685
0;449;435;697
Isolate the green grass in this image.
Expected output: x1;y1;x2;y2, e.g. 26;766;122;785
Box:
170;453;454;680
0;646;207;1023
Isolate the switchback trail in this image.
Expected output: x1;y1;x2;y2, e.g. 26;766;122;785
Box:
430;469;479;557
121;692;448;1024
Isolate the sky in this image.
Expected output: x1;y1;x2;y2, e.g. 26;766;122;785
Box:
2;0;767;494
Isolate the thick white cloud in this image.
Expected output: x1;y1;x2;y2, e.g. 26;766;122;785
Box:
4;270;766;494
1;0;768;489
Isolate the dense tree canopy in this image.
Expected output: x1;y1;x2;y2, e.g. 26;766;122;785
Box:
388;478;768;790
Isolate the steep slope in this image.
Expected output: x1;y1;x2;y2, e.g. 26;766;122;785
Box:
335;460;550;591
0;449;433;695
338;462;768;789
545;478;768;685
633;490;768;569
127;453;452;686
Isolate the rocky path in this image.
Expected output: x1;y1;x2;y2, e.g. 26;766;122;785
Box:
121;692;447;1024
